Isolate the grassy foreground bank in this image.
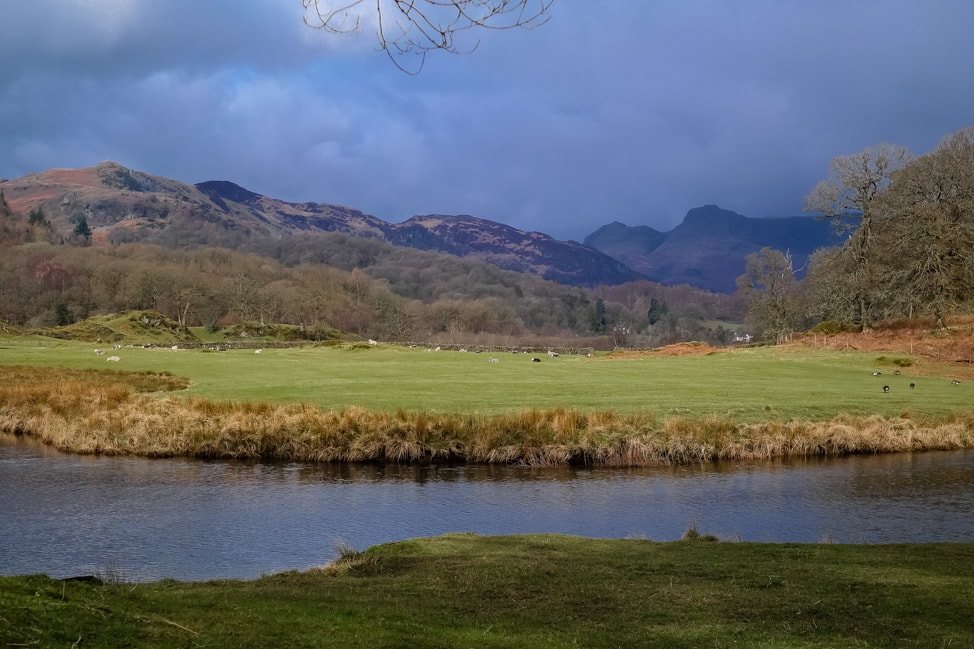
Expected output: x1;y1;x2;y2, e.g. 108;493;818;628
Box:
2;535;972;648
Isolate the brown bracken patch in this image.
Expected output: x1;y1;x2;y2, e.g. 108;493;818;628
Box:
795;316;974;378
604;341;723;359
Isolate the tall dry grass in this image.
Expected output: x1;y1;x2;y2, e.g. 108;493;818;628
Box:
2;367;972;465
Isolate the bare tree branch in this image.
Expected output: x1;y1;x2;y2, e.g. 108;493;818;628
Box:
303;0;554;73
804;143;912;329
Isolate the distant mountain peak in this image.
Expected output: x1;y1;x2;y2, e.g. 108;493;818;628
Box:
196;180;262;205
585;205;842;293
683;204;745;223
0;162;644;288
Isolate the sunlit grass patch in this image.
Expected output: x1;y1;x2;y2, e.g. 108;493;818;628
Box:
2;339;973;464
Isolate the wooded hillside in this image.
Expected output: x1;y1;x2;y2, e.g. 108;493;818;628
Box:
0;192;741;348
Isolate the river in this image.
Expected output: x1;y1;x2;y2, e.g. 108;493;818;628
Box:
2;435;972;582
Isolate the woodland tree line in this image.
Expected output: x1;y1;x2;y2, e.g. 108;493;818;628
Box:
738;126;974;342
0;195;740;349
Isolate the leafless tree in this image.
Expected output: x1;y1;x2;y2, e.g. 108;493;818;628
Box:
873;127;974;328
805;143;912;329
736;247;800;344
303;0;554;73
801;246;858;324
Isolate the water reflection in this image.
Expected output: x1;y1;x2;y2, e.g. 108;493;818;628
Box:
2;434;972;582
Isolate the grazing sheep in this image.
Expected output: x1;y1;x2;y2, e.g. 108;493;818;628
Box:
910;383;916;389
872;371;882;376
106;356;121;362
94;349;105;355
894;370;902;375
368;339;377;345
171;345;179;350
532;357;541;363
883;385;890;393
488;357;499;363
255;349;262;354
951;380;961;385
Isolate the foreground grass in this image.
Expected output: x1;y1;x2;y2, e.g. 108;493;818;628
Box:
1;534;972;648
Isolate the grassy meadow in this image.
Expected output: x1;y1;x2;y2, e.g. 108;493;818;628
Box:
1;333;973;463
2;534;973;648
1;335;970;420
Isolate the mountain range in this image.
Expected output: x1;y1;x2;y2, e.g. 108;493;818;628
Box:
0;162;842;293
584;205;843;293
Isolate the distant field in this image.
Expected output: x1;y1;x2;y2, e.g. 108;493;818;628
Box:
0;336;969;423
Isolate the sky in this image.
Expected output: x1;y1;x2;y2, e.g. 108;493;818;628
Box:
2;1;972;242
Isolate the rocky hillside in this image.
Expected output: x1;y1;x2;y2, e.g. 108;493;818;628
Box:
2;163;846;292
386;213;640;286
0;162;641;287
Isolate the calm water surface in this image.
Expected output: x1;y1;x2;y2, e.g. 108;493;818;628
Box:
2;435;972;582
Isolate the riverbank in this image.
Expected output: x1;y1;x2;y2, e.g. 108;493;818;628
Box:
2;534;972;648
2;365;973;465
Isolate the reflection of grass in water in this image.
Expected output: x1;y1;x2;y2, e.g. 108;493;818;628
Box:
681;524;720;542
95;559;130;585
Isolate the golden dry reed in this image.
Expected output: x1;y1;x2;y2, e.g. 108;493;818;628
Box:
1;366;972;466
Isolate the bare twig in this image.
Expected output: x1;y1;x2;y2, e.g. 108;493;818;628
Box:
304;0;554;73
158;617;200;635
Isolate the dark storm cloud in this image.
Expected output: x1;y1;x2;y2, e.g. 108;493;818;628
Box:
2;1;973;241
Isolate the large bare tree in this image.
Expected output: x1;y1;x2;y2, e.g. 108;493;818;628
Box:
805;143;911;329
873;127;974;327
736;247;801;344
303;0;554;72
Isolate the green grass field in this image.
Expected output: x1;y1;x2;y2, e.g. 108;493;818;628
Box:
2;535;972;648
0;335;968;423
